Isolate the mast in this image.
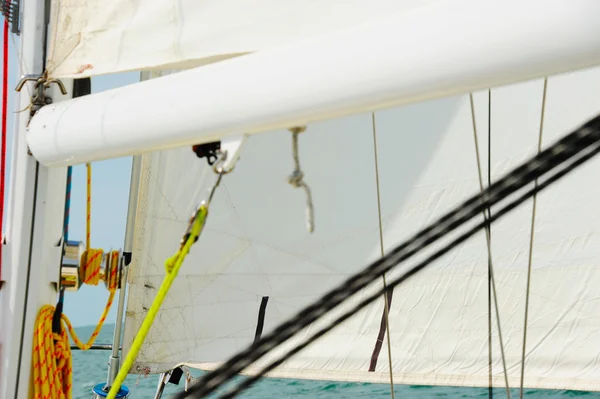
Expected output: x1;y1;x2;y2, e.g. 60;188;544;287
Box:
0;0;72;398
105;155;142;390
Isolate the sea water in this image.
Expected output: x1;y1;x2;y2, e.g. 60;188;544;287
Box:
71;324;600;399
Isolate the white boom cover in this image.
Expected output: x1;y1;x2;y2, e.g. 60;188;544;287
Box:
123;66;600;390
46;0;436;78
29;0;600;167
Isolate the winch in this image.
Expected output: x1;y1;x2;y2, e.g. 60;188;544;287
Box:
60;240;123;292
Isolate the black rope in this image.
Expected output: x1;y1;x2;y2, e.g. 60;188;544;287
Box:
177;114;600;399
70;344;120;351
51;287;65;335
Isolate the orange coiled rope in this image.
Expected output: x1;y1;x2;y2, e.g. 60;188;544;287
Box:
31;163;120;398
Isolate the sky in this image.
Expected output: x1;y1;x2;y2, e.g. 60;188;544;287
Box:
1;32;140;327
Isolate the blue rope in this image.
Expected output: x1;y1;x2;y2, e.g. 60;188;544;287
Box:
54;165;72;334
63;165;72;241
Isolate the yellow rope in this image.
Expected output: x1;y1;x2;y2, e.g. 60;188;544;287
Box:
73;162;119;349
86;163;91;249
106;205;209;399
77;249;120;348
31;162;120;398
32;303;120;399
32;305;72;399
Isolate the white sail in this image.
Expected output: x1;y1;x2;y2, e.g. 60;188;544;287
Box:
45;0;435;78
123;66;600;390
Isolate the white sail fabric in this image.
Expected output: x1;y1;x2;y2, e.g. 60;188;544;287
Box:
46;0;437;78
123;66;600;390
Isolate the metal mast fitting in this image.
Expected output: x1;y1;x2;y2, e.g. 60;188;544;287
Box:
1;0;20;34
16;72;67;117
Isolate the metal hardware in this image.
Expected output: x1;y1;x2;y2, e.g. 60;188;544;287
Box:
152;367;194;399
1;0;20;34
59;240;122;292
192;141;220;165
16;73;67;116
60;240;85;291
106;256;129;387
212;134;247;175
92;382;130;399
181;135;247;247
70;344;120;351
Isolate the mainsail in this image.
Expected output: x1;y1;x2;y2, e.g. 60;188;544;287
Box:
122;66;600;391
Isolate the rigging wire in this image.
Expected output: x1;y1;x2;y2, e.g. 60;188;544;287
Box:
177;113;600;399
519;78;548;398
471;92;511;397
487;90;494;398
371;112;395;398
0;18;8;283
485;91;513;398
470;93;493;397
